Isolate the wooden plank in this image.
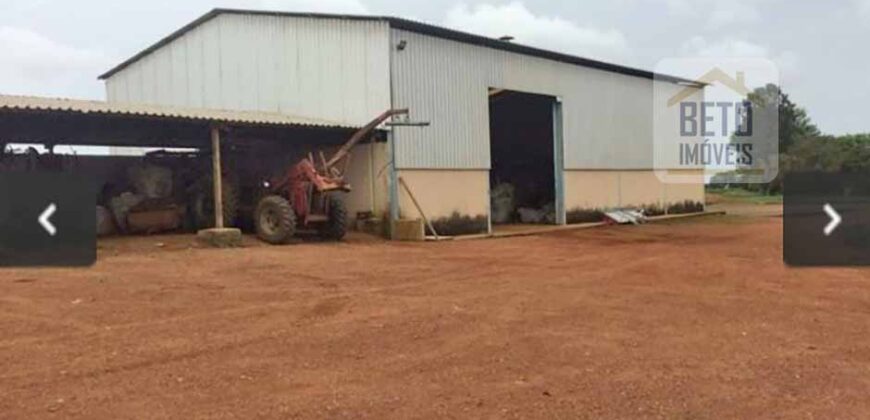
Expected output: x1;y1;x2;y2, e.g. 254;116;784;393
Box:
211;126;224;229
398;176;439;240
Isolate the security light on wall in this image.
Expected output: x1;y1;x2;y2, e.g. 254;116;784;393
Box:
397;40;408;51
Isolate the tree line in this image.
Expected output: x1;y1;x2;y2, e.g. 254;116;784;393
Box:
711;84;867;194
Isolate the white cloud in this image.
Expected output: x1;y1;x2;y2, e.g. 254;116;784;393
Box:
681;36;767;58
0;26;113;99
680;36;799;86
653;0;762;28
444;2;630;62
659;0;694;17
0;0;371;101
857;0;870;19
707;2;761;28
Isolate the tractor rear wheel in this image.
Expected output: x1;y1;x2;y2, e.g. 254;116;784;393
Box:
255;195;297;244
318;195;348;241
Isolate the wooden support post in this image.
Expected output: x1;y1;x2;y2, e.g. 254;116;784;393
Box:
196;128;241;249
211;126;224;229
398;176;439;240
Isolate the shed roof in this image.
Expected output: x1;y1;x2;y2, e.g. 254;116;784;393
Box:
0;94;360;149
99;8;699;85
0;94;355;130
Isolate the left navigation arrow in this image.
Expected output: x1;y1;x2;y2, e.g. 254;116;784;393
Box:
39;203;57;236
0;173;95;267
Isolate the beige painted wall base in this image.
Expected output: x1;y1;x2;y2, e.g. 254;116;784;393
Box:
396;170;490;221
564;169;705;210
381;168;704;240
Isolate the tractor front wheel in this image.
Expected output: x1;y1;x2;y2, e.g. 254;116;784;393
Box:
255;195;297;245
318;195;348;241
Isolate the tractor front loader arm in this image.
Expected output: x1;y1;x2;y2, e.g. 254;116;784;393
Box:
325;108;409;170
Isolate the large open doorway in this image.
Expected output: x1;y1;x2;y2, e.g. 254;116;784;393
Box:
489;89;561;230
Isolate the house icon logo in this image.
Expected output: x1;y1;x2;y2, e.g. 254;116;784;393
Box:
667;67;751;107
653;57;780;185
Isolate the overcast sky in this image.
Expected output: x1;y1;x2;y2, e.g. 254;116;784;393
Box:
1;0;867;135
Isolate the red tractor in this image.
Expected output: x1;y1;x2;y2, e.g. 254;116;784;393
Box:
253;109;409;244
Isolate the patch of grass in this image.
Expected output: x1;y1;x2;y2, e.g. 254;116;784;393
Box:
667;200;706;214
707;188;783;205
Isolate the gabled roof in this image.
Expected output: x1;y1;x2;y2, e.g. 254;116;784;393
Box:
99;8;699;85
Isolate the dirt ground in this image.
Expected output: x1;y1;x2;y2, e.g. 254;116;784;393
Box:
3;209;870;419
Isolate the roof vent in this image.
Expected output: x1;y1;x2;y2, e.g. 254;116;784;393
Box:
498;36;515;42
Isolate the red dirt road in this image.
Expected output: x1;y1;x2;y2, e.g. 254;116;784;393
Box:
2;214;870;419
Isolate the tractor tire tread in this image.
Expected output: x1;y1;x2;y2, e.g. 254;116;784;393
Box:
320;195;348;241
255;195;297;244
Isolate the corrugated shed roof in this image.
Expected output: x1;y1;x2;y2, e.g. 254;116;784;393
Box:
0;94;356;129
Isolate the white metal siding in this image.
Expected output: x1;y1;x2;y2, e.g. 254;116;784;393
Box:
104;16;689;171
390;28;685;170
105;15;392;127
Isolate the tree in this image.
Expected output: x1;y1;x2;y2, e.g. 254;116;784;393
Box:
746;84;820;153
729;85;822;194
714;86;870;194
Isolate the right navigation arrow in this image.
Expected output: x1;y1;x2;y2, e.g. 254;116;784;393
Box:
823;203;841;236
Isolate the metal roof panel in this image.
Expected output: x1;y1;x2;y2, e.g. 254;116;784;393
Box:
0;94;357;129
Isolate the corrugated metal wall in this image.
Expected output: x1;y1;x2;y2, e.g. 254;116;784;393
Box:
105;14;392;127
390;28;687;170
105;15;689;171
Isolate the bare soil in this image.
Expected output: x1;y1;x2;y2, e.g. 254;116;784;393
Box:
2;212;869;419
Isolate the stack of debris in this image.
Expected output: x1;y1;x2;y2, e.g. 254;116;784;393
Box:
102;163;185;236
517;202;556;224
603;209;648;225
491;182;557;224
491;183;516;224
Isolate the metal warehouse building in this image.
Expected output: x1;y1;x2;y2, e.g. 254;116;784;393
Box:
98;8;705;237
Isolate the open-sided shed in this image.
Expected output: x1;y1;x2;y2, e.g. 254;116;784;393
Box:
0;94;365;239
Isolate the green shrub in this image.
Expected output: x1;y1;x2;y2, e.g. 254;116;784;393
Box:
429;212;488;236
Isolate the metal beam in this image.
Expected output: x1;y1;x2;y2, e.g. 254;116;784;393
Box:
553;99;566;225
